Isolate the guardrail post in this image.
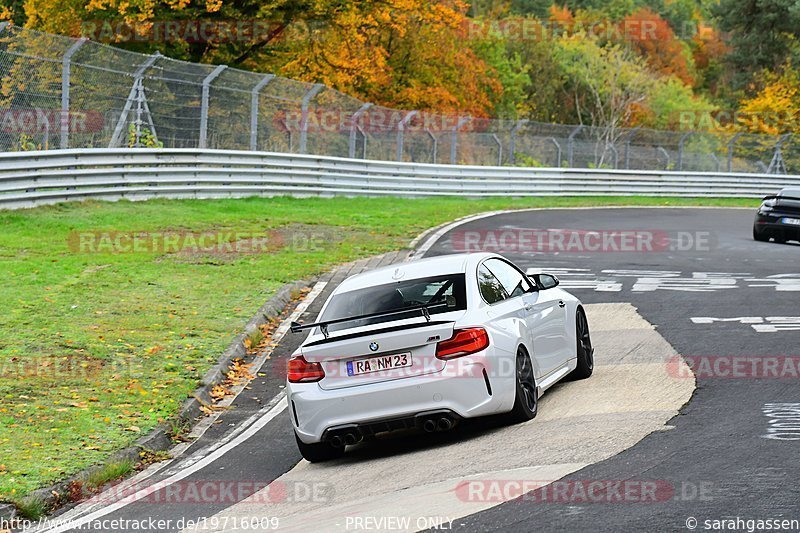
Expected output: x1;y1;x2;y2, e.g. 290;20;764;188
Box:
451;117;471;164
623;127;639;169
677;131;693;171
199;65;227;149
250;74;275;151
396;110;418;161
508;120;528;164
299;83;324;154
567;125;584;168
349;103;373;158
60;38;87;150
726;133;742;172
492;134;502;166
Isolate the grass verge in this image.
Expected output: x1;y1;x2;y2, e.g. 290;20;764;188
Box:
0;195;755;500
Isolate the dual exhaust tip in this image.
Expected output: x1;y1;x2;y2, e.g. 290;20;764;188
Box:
421;416;454;433
328;431;361;448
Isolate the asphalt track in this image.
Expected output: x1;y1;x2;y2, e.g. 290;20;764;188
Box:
31;208;800;533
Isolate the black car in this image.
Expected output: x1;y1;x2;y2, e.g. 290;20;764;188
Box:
753;187;800;243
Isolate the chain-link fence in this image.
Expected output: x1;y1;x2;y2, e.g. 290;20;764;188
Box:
0;23;794;174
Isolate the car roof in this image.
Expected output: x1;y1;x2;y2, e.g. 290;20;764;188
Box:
778;187;800;197
334;252;497;293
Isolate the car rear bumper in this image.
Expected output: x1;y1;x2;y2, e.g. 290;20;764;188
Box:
288;355;514;444
754;213;800;240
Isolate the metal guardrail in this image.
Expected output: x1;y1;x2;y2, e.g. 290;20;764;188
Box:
2;148;799;209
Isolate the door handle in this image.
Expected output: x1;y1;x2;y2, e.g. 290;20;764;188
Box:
558;300;566;308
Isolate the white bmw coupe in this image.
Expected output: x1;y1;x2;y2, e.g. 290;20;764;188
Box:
287;252;593;462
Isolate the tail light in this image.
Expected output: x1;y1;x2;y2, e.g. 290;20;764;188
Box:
287;355;325;383
436;328;490;360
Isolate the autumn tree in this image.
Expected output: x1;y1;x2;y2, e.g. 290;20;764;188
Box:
622;7;695;85
555;34;655;164
736;64;800;135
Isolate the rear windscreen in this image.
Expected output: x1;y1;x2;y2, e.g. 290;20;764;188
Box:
319;273;467;332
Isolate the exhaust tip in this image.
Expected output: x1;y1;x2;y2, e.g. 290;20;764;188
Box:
437;417;453;431
329;435;344;447
344;432;359;445
422;419;437;433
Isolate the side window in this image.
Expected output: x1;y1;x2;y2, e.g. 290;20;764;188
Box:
477;264;508;304
485;259;532;298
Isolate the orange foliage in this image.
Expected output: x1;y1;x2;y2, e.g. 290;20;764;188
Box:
622;8;694;86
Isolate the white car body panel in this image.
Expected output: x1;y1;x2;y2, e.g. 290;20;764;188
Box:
287;252;583;444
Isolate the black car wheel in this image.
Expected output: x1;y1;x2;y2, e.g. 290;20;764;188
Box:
510;348;538;422
566;306;594;381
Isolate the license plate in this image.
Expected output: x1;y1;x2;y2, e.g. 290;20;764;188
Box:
782;217;800;226
346;352;412;376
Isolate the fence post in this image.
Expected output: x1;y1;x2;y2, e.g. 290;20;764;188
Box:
508;120;528;164
656;146;670;169
567;125;584;168
607;143;618;169
426;128;437;163
549;138;562;168
299;83;324;154
357;125;368;159
249;74;275;151
710;154;720;172
349;103;373;158
623;127;640;170
396;110;418;161
60;38;87;150
767;133;791;174
726;133;742;172
199;65;227;149
678;131;694;171
109;52;160;148
451;117;471;164
492;134;502;166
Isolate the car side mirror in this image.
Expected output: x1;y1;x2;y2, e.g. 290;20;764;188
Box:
529;273;560;290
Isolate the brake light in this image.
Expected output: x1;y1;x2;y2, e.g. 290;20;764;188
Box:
436;328;490;360
287;355;325;383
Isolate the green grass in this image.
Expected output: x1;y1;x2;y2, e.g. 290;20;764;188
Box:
0;195;756;500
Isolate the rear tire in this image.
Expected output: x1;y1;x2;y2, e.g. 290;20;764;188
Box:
566;307;593;381
295;433;345;463
753;227;769;242
509;348;538;422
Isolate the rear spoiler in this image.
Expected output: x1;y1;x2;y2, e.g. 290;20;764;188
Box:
763;194;800;202
290;302;448;339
